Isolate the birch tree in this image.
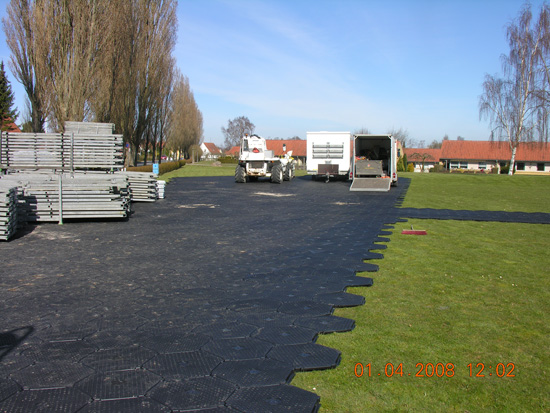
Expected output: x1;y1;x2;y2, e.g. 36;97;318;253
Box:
479;3;550;174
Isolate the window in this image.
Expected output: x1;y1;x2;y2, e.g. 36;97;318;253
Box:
450;161;468;169
478;162;487;170
537;163;545;171
516;162;525;171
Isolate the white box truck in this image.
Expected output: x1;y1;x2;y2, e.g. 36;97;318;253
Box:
306;131;351;181
350;134;398;191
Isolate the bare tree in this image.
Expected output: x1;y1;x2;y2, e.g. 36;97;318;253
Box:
150;61;175;164
91;0;133;125
480;3;549;174
354;127;371;134
33;0;110;131
85;0;177;165
428;139;442;149
409;151;436;172
221;116;255;149
388;127;412;148
166;72;203;159
123;0;178;165
3;0;46;132
4;0;179;167
534;3;550;134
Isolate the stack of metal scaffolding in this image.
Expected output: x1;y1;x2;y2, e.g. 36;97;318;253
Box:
0;131;123;171
0;173;130;222
156;180;166;199
0;186;18;241
115;171;158;202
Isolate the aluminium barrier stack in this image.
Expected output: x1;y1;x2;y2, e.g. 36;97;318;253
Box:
156;180;166;199
72;170;161;202
115;171;159;202
0;131;123;171
0;173;131;222
64;121;115;136
0;185;18;241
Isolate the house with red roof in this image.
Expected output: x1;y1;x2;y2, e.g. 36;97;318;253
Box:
404;148;442;172
266;140;307;165
226;139;307;165
227;145;240;157
200;142;222;160
440;140;550;173
2;119;21;133
404;140;550;173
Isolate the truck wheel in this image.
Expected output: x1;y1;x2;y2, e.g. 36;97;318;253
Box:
271;164;283;184
235;165;246;183
284;165;294;181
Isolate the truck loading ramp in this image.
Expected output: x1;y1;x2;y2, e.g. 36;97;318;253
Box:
350;177;391;192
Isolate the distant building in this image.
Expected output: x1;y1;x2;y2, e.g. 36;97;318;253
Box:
405;140;550;173
227;139;307;166
200;142;222;160
227;145;240;157
266;140;307;166
441;140;550;173
404;148;441;172
2;119;21;133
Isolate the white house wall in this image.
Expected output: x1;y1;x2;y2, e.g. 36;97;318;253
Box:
516;162;549;172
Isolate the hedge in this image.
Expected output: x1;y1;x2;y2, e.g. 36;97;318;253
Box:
217;156;238;164
127;160;188;174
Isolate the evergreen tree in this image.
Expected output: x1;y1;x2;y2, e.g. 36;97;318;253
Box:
0;61;18;131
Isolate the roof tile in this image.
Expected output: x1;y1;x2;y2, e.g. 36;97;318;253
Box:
440;140;550;162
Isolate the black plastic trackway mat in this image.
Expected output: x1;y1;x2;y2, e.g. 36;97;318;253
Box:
2;176;546;411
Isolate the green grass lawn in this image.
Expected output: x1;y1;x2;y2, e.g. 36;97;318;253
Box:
398;172;550;213
160;161;237;180
160;161;308;181
292;173;550;411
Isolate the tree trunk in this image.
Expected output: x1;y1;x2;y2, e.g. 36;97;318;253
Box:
157;115;164;165
144;129;150;166
509;145;517;175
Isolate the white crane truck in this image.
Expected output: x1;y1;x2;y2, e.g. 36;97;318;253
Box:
235;134;295;183
306;131;351;182
350;134;398;191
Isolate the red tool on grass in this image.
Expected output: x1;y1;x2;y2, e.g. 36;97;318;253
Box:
401;225;427;235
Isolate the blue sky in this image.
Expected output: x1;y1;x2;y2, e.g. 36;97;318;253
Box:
0;0;546;147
